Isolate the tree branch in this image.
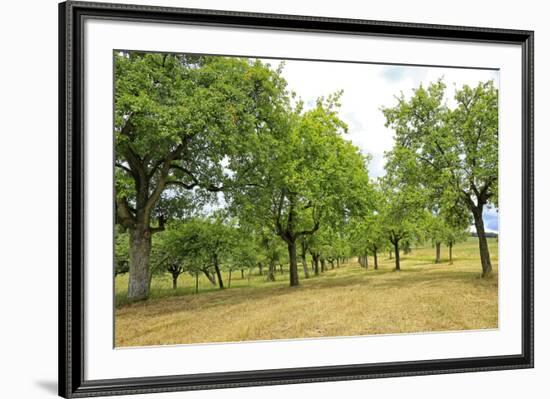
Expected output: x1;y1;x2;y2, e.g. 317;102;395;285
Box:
165;180;198;190
274;189;286;237
150;214;166;234
115;162;133;176
115;197;136;229
295;219;321;237
145;145;184;212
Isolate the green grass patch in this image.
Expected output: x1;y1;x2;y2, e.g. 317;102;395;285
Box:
115;238;498;347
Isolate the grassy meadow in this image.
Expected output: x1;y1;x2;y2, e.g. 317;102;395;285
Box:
115;237;498;347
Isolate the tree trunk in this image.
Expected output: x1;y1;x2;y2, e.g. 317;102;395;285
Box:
435;242;441;263
172;273;178;290
147;269;154;292
203;270;216;285
321;258;326;272
228;269;232;288
279;264;284;274
336;258;340;268
241;269;245;279
373;249;378;270
313;255;320;276
302;261;310;278
213;254;224;289
258;263;263;276
393;241;400;271
473;207;492;277
389;250;393;259
267;261;276;282
301;251;309;279
404;242;411;255
195;274;199;294
287;240;299;286
128;226;152;301
364;253;369;269
449;243;453;265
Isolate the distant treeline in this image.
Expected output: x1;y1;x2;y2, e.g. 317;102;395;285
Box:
470;232;498;238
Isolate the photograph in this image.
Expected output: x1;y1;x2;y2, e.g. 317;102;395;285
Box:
113;51;499;348
54;1;535;397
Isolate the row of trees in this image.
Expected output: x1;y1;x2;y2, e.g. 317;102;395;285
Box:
349;200;470;271
114;52;498;301
115;208;468;293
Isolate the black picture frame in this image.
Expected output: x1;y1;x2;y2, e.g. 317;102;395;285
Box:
59;1;534;397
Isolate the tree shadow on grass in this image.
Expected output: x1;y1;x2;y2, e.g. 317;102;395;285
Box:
116;262;495;318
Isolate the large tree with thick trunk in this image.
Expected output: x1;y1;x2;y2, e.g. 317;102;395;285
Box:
114;52;289;300
383;80;498;277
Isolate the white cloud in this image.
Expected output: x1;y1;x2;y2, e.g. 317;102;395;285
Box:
263;58;499;180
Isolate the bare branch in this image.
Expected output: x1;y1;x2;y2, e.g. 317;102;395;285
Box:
165;180;198;190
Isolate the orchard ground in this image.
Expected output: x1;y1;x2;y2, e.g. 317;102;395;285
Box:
115;237;498;347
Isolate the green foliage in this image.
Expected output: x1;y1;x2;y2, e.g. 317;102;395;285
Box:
161;218;235;273
115;53;289;209
256;227;287;266
115;53;289;170
115;50;499;298
383;80;498;275
378;178;427;245
149;216;276;286
114;52;295;298
228;94;372;245
226;228;262;272
114;230;129;277
422;212;447;246
314;227;341;262
383;80;498;214
349;212;386;258
445;226;469;248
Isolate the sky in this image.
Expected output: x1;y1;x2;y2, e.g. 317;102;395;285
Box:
259;58;499;233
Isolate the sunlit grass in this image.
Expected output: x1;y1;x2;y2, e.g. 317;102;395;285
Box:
115;237;498;347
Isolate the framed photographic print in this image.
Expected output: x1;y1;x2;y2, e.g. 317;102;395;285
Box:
59;1;534;397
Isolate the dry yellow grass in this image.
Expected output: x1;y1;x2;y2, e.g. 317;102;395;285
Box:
115;238;498;347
